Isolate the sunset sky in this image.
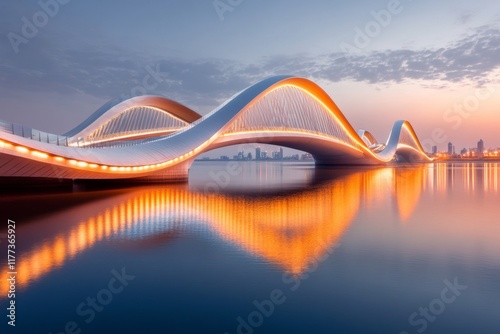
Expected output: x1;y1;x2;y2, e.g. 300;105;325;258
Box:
1;0;500;154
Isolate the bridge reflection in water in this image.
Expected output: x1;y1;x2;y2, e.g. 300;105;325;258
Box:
1;163;498;297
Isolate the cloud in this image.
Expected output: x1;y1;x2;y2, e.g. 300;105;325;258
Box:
458;12;474;25
1;25;499;110
259;26;500;86
0;42;253;108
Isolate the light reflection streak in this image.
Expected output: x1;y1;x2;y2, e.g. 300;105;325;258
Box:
0;163;498;296
0;173;366;295
394;167;426;222
431;162;499;195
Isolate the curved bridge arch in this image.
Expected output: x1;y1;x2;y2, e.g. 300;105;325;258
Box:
0;76;432;180
64;95;201;146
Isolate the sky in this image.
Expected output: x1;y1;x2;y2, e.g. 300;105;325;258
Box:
1;0;500;156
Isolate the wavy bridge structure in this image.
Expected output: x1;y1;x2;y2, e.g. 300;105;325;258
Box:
0;76;432;181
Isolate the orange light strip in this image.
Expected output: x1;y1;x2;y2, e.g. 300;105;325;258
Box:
219;130;365;153
0;77;432;173
0;137;196;173
71;126;184;147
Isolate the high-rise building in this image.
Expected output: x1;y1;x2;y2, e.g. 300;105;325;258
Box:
448;142;453;155
478;139;484;157
279;147;284;160
256;147;261;161
432;146;438;155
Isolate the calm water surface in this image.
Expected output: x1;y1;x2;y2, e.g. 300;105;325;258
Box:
0;161;499;334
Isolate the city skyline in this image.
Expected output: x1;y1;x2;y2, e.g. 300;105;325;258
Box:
208;137;500;160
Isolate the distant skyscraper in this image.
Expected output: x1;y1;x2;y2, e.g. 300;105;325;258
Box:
279;147;284;160
448;142;453;155
478;139;484;157
256;147;261;161
432;146;438;155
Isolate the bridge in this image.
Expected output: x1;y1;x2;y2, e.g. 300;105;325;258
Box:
0;75;432;181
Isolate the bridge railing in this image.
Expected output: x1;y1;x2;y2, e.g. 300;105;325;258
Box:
0;120;69;146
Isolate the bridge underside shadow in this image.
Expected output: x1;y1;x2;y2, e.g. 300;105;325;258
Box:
209;132;377;165
208;132;430;166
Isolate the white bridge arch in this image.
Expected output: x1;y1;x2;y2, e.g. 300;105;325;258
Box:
0;76;432;181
